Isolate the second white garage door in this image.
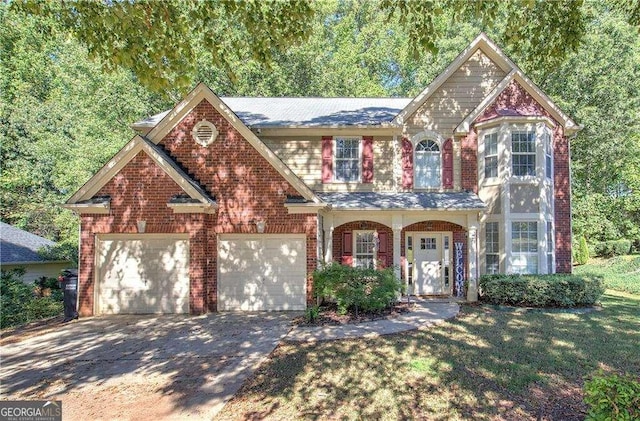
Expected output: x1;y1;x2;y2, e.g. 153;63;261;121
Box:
96;234;190;314
218;235;307;311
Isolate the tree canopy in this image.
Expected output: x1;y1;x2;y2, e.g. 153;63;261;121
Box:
1;0;639;253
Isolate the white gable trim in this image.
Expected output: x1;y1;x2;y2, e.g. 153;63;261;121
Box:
146;83;319;203
393;33;515;126
66;135;211;205
455;70;580;135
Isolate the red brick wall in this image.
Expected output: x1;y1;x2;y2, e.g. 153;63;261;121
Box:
332;221;393;268
79;99;318;315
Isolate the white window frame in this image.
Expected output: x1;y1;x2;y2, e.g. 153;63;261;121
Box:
511;221;538;274
544;130;553;180
333;137;361;182
485;221;500;274
413;133;443;189
484;131;499;180
546;221;555;274
511;129;537;178
353;230;377;269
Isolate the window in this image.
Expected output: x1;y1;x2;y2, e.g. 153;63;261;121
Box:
511;131;536;177
512;221;538;274
334;137;360;182
421;237;436;250
546;221;554;273
414;140;441;188
544;131;553;179
484;132;498;179
354;231;376;269
485;222;500;274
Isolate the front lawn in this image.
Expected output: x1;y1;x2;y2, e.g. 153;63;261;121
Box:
574;255;640;294
216;290;640;420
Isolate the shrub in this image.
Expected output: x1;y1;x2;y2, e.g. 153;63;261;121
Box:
0;269;63;329
584;372;640;420
478;274;604;307
593;239;632;258
313;264;403;314
575;236;590;265
304;305;320;323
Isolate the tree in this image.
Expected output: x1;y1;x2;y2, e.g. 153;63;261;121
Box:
0;4;167;242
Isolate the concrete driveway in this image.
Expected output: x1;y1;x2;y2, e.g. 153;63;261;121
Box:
0;312;299;420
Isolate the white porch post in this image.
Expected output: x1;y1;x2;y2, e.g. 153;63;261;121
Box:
392;214;403;280
467;223;479;302
324;214;334;264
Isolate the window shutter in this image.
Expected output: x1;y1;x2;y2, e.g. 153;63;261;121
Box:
401;137;413;189
322;136;333;183
362;136;374;183
342;231;353;266
377;231;388;268
443;138;454;189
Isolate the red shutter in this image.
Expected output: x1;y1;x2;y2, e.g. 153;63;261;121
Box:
401;137;413;189
377;231;388;268
443;138;453;189
341;231;353;266
362;136;374;183
322;136;333;183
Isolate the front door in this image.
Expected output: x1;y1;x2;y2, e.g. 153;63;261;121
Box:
414;234;444;295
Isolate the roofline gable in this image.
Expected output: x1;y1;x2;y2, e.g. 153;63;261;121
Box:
145;83;320;203
454;70;581;135
393;33;515;126
65;135;212;205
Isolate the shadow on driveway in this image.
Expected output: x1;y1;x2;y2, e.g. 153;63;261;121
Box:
0;312;299;420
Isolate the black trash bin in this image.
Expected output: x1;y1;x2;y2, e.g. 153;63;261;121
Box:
58;269;79;322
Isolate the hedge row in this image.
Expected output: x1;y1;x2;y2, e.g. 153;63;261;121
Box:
479;274;604;307
593;239;632;258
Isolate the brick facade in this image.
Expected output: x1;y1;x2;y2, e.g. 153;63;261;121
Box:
332;221;393;268
78;100;317;315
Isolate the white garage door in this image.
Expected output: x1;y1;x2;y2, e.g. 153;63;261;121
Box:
218;235;306;311
96;235;190;314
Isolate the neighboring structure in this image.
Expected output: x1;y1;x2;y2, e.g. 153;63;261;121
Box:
65;33;580;316
0;222;71;283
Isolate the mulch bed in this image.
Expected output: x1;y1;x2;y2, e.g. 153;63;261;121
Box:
294;301;415;326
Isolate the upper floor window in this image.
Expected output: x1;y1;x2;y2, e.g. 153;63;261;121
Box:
484;132;498;179
414;140;441;188
544;131;553;180
334;137;360;182
511;131;536;177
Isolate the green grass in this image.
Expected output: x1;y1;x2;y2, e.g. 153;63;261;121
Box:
574;255;640;294
217;291;640;420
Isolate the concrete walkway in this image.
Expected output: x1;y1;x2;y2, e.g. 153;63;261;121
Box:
286;299;460;342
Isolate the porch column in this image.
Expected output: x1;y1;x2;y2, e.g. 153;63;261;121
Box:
392;214;403;280
324;214;334;264
467;224;479;302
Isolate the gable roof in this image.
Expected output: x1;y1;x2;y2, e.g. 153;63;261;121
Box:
0;222;67;264
144;83;319;202
65;135;215;206
393;32;579;133
454;69;581;135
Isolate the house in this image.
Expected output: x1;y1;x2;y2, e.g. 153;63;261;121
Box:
64;33;580;316
0;222;72;283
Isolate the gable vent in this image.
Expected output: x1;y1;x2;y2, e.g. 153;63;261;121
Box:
192;120;218;147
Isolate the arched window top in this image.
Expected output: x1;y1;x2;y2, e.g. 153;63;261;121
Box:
416;140;440;152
